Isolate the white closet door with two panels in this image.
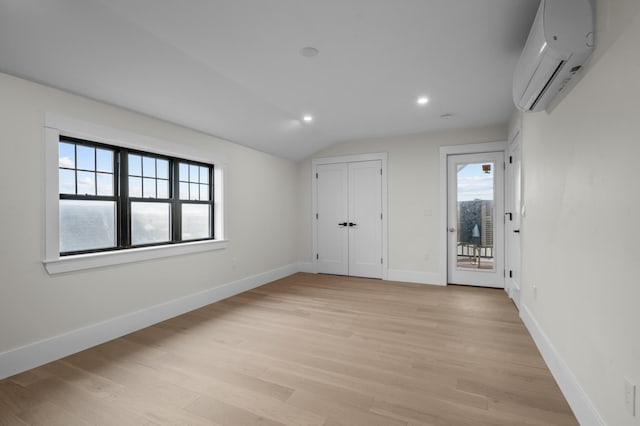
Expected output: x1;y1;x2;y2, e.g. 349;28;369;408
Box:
316;160;382;279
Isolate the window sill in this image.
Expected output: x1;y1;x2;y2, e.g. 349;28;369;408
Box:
43;239;228;274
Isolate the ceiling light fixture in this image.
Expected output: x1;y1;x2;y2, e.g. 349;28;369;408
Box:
440;113;453;119
302;115;313;122
417;96;429;105
299;47;319;58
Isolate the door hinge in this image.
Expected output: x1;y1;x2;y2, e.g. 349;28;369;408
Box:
380;213;383;220
316;172;318;179
509;155;513;164
503;162;506;170
503;269;506;277
316;213;318;219
381;258;383;264
316;253;319;260
380;168;383;175
509;270;513;278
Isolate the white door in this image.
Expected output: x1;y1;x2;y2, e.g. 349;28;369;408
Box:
447;152;504;287
316;163;349;275
316;160;382;279
506;136;522;307
348;161;382;278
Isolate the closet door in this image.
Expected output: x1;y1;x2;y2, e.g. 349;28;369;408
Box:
315;160;382;279
348;160;382;279
316;163;349;275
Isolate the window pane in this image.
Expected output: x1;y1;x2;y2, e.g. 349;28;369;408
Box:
129;176;142;197
182;204;210;240
59;142;75;168
131;202;170;245
190;183;199;200
143;156;156;178
143;178;156;198
77;171;96;195
199;166;209;184
97;173;114;196
76;145;95;171
189;164;199;183
96;149;113;173
200;184;209;201
129;154;142;176
60;200;116;252
157;159;169;179
179;182;189;200
157;179;169;199
179;163;189;181
59;169;76;194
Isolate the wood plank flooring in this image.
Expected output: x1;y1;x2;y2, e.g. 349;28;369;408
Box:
0;273;577;425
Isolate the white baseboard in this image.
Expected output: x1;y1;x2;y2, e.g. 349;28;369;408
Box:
387;269;445;286
520;304;604;426
297;262;314;273
0;263;299;380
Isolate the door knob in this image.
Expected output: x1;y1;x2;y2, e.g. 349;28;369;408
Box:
338;222;348;227
513;229;520;233
448;227;456;233
348;222;357;227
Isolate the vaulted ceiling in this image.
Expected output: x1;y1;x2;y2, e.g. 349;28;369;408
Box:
0;0;538;160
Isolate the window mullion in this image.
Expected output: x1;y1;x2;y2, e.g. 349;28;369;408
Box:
119;149;131;248
172;159;181;242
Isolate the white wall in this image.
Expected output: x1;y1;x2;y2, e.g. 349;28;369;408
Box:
297;125;507;282
0;73;298;356
520;1;640;424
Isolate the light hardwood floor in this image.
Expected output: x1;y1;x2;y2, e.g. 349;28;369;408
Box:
0;273;577;425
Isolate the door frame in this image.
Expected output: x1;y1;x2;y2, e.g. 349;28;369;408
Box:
312;152;388;279
439;141;507;286
506;118;523;308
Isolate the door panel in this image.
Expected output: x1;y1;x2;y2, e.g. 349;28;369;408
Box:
316;163;349;275
447;152;504;287
348;161;382;279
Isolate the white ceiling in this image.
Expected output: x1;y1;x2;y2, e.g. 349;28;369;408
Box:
0;0;538;160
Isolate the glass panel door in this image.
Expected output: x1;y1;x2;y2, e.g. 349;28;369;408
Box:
456;162;495;271
447;152;504;288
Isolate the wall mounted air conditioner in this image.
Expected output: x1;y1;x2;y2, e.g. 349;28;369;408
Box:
513;0;594;112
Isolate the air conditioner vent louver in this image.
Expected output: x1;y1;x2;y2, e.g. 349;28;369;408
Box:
529;60;566;111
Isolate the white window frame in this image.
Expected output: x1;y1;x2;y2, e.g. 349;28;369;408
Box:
43;113;228;274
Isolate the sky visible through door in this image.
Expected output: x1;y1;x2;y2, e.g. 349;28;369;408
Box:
457;163;494;201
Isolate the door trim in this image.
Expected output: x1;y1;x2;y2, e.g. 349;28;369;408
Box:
439;141;507;286
312;152;388;279
506;123;523;308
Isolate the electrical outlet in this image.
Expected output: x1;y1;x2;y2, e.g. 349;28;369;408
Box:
625;378;636;416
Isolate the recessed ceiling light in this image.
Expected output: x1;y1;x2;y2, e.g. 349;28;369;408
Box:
302;115;313;122
299;47;319;58
417;96;429;105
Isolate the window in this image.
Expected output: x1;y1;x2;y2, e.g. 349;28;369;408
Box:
44;114;227;274
58;140;117;253
58;136;216;256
